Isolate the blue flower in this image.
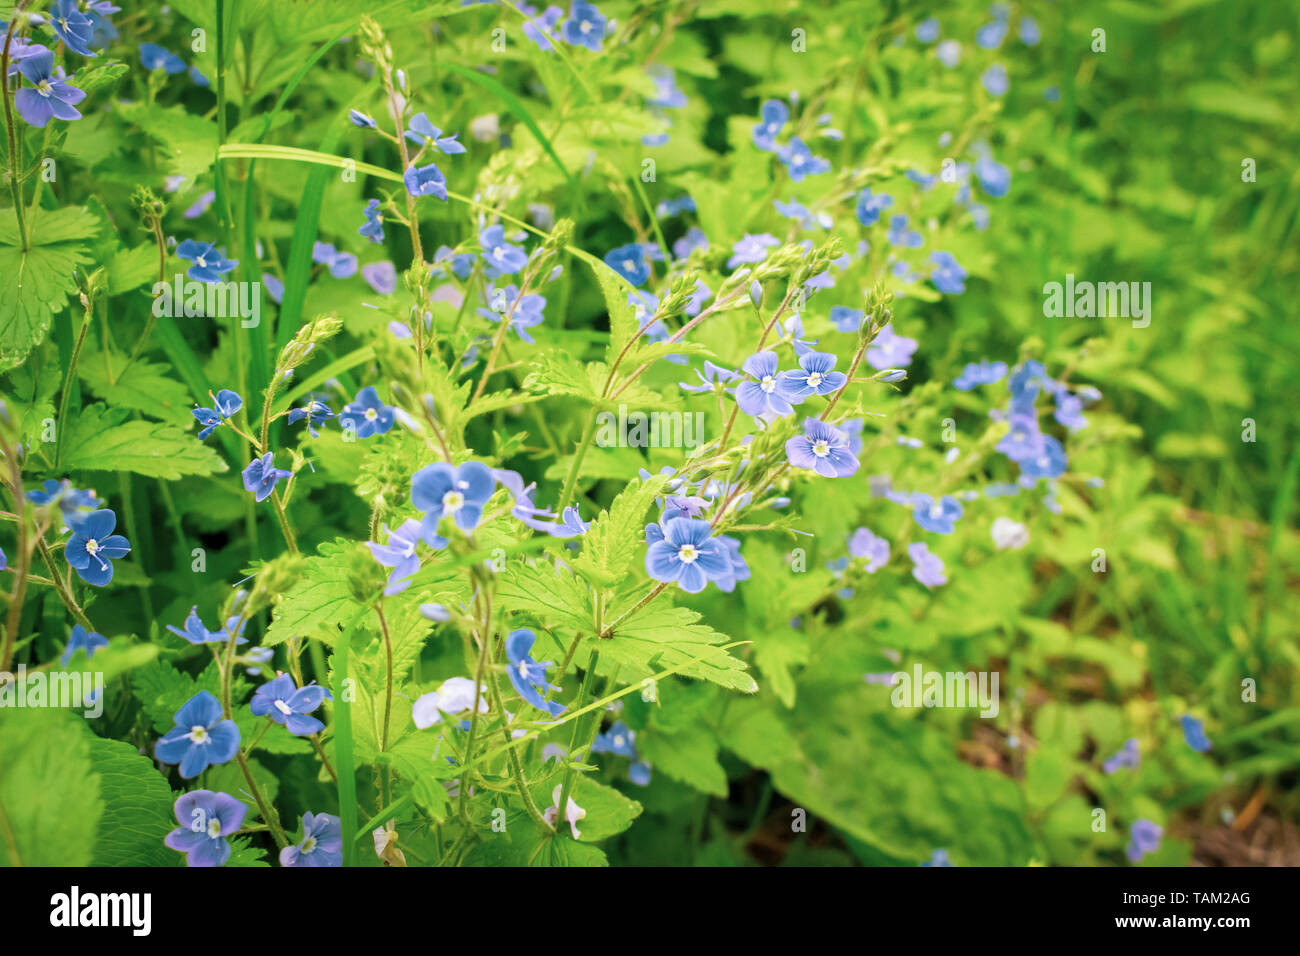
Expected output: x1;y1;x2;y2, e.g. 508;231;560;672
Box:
341;385;395;439
479;224;528;277
953;360;1007;391
603;242;651;286
189;64;209;86
367;518;424;594
27;478;102;528
480;283;547;343
930;251;968;294
645;518;732;594
176;240;237;283
191;388;242;439
981;63;1009;97
849;527;890;572
735;350;794;418
312;242;358;279
936;39;962;68
855;187;893;227
251;674;330;737
865;323;918;370
164;790;247;867
286;399;335;438
786;419;860;478
548;505;591;539
404;112;467;155
359;199;384;243
60;624;108;667
1018;435;1067;482
349;109;377;129
628;761;652;786
921;848;953;867
280;812;343;867
679;360;739;395
411;461;496;544
830;307;865;334
403;162;448;200
1020;17;1041;46
909;542;946;588
362;260;397;295
65;508;130;586
242;452;292;502
974;154;1011;198
648;65;687;108
673;226;709;259
776;350;847;403
915;18;940;43
562;0;605;51
521;4;564;50
84;1;120;49
996;413;1044;462
167;606;248;646
727;233;779;269
886;214;923;248
592;720;637;757
752;99;789;150
912;493;964;535
1054;392;1088;430
712;535;751;592
1181;714;1212;753
13;50;86;128
506;628;566;716
1103;738;1140;774
1126;819;1163;863
139;42;185;73
155;691;240;779
50;0;98;57
976;19;1007;50
778;137;831;181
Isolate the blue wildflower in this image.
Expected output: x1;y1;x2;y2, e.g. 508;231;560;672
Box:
912;493;964;535
930;251;968;294
830;306;865;333
155;690;240;778
404;112;467;155
164;790;246;867
915;18;939;43
60;624;108;667
65;508;130;586
1020;17;1041;46
1181;715;1212;753
909;542;947;588
1103;738;1140;774
592;720;637;757
50;0;97;57
403;162;448;200
176;240;237;283
522;4;564;50
778;137;831;181
953;360;1007;391
848;527;890;572
341;385;395;439
735;350;794;418
241;452;293;502
604;242;651;286
562;0;605;51
981;63;1009;96
679;360;739;395
886;214;923;248
312;242;358;279
1126;820;1162;863
921;848;953;866
480;224;527;277
139;42;185;73
287;399;335;438
167;606;248;646
367;518;424;594
192;388;242;440
280;813;343;867
648;65;687;108
1018;435;1067;482
14;50;86;129
645;518;732;594
786;419;860;478
776;350;847;403
865;323;918;369
411;460;496;544
251;674;330;737
752;99;788;151
673;226;709;259
359;199;384;243
855;187;893;226
727;233;779;269
506;628;565;716
349;109;377;129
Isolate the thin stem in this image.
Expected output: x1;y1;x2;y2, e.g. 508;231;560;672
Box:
54;296;93;468
599;582;666;639
486;671;554;832
1;8;30;251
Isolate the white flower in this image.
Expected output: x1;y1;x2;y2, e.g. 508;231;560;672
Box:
991;517;1029;551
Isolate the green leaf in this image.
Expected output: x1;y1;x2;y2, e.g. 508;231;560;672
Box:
264;539;366;647
639;723;728;796
87;738;180;867
0;205;99;370
79;354;195;426
116;102;218;181
603;602;757;693
497;559;595;633
572;473;668;588
569;778;643;842
0;708;103;866
60;403;227;479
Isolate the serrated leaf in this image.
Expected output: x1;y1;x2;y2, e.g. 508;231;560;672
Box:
264;539;365;647
87;738;180;867
79;354;195;426
572;474;667;587
497;559;594;633
602;603;757;693
639;723;728;796
116;102;218;181
60;403;227;479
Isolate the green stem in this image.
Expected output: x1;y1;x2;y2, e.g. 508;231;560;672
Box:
54;297;93;468
1;9;30;251
555;650;600;829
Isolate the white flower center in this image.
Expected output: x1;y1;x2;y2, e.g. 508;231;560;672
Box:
365;408;378;421
274;699;293;716
442;490;465;513
492;247;505;261
85;538;100;555
188;725;209;744
301;835;318;854
517;660;530;678
766;123;777;134
812;440;830;457
38;80;52;97
760;375;775;393
678;544;698;563
207;819;222;839
614;735;626;748
196;256;207;268
580;19;592;32
807;372;823;386
930;506;943;519
1036;456;1049;468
